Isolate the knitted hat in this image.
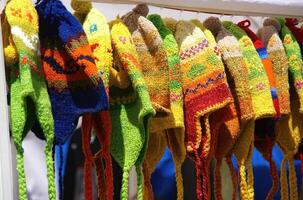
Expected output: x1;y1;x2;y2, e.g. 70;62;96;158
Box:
237;19;281;200
71;1;114;199
122;4;171;115
36;0;108;145
164;17;233;200
4;0;56;199
285;18;303;55
274;18;303;113
223;20;276;200
143;14;186;200
203;17;254;200
109;19;155;200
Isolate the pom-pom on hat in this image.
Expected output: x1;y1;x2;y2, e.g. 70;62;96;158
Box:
203;17;254;200
164;17;233;200
4;0;56;199
109;19;155;200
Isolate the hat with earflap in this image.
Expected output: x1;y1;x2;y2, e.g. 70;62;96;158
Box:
142;14;186;200
36;0;109;199
122;4;171;116
203;17;254;200
71;1;114;199
164;17;233;200
109;18;155;200
4;0;56;199
223;20;276;200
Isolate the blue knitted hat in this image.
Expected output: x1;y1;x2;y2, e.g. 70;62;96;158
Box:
36;0;108;145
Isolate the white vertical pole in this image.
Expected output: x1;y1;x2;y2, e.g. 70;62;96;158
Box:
0;16;14;200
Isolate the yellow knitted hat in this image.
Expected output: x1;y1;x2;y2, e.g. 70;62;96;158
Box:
142;14;186;200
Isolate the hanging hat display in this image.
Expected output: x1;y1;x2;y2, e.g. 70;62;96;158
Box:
203;17;254;200
109;18;155;200
4;0;56;199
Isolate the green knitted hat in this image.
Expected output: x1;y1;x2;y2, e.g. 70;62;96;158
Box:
4;0;56;199
144;14;186;200
109;19;155;200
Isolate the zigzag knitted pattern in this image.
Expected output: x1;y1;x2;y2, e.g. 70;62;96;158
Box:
109;19;155;200
36;0;109;145
122;4;171;115
4;0;56;199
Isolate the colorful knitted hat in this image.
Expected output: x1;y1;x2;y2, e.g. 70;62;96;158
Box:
238;20;288;199
71;1;113;199
273;18;303;114
143;14;185;200
109;19;155;200
4;0;56;199
164;17;233;200
122;4;171;115
36;0;108;145
203;17;254;200
285;18;303;55
223;20;276;200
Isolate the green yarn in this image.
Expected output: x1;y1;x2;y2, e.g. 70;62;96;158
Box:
4;0;56;199
223;21;247;40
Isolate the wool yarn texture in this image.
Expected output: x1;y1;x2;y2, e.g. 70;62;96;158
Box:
71;2;114;199
275;18;303;114
223;20;275;200
238;20;288;199
203;17;253;200
4;0;56;199
285;18;303;55
164;17;233;200
122;4;171;115
143;14;185;200
109;19;155;200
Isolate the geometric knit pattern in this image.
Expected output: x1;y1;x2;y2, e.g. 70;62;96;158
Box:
36;0;108;145
277;18;303;114
4;0;56;199
203;17;253;200
238;19;281;200
109;18;155;200
145;14;186;200
122;4;171;115
164;18;233;200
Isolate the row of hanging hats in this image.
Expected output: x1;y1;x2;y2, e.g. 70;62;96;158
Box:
2;0;303;199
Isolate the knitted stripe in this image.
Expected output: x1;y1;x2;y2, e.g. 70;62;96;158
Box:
109;19;155;200
5;0;56;199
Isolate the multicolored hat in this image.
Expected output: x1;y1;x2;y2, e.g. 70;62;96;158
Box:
4;0;56;199
109;18;155;200
164;17;233;200
285;18;303;55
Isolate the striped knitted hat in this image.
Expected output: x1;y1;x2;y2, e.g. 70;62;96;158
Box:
109;19;155;200
164;17;233;200
4;0;56;199
71;1;114;199
193;18;240;200
122;4;171;116
238;20;287;199
203;17;254;200
223;20;276;200
143;14;186;200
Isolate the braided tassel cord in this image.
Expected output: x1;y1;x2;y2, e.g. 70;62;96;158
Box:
280;156;290;200
246;145;254;200
192;144;203;200
94;154;106;200
175;164;184;200
136;165;144;200
225;156;237;200
45;143;56;200
288;158;298;200
16;149;27;200
121;169;130;200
